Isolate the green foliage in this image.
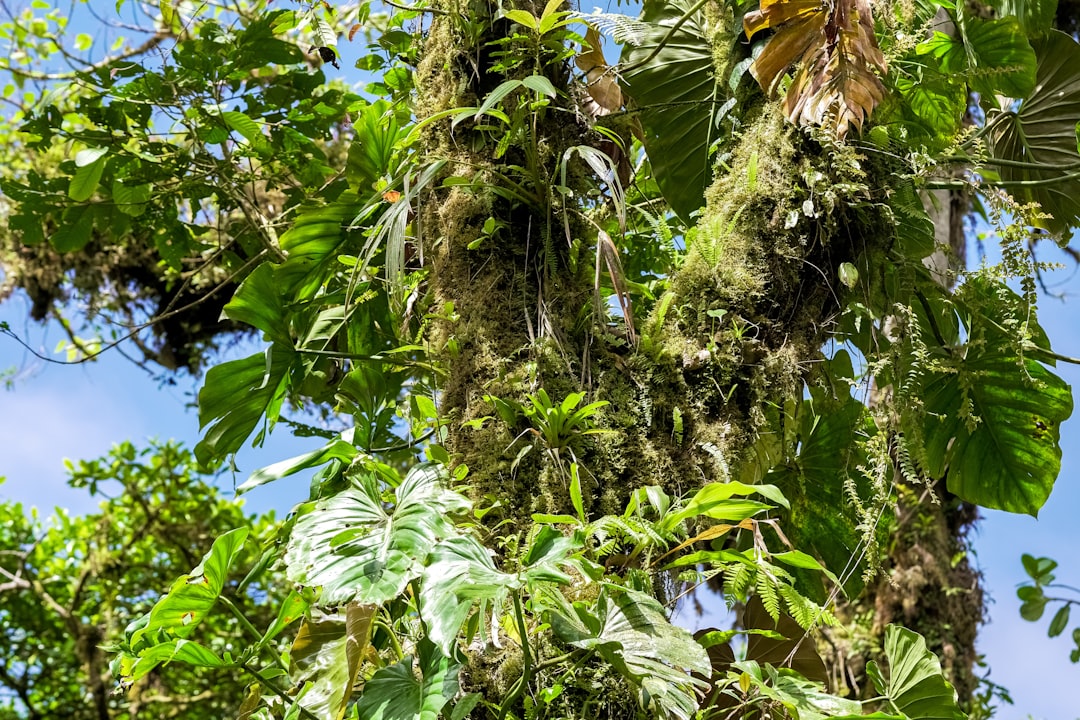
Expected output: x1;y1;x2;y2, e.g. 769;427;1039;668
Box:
990;30;1080;236
867;625;967;720
1017;554;1080;662
918;279;1073;515
621;0;720;221
0;441;282;720
7;0;1080;718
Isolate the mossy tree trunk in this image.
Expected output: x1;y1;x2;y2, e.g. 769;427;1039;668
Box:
412;0;984;709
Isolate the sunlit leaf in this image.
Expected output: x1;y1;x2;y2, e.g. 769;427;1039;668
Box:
921;279;1073;515
353;639;460;720
866;625;966;720
622;0;718;221
285;465;469;606
129;528;250;651
547;588;710;720
991;31;1080;236
290;603;375;720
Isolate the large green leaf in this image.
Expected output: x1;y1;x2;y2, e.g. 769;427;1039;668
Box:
129;528;250;651
195;345;293;467
957;7;1035;99
991;31;1080;236
285;465;469;606
920;281;1073;516
988;0;1058;36
353;639;460;720
733;661;862;720
275;192;366;300
420;535;515;653
420;527;583;653
290;603;375;720
222;264;290;343
866;625;966;720
547;588;710;720
621;0;718;222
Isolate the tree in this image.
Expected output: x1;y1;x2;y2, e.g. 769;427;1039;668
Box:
0;441;284;719
2;0;1079;719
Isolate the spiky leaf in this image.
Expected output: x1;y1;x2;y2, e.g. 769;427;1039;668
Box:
745;0;887;135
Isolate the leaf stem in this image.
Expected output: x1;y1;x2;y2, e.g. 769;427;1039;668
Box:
240;662;321;720
497;593;534;720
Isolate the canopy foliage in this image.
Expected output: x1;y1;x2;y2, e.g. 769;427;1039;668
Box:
1;0;1079;718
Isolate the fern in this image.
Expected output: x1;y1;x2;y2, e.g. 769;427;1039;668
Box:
723;562;754;604
779;584;837;629
756;572;782;622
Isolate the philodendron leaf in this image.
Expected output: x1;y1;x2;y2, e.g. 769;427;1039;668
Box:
126;640;227;683
921;280;1073;515
547;588;710;720
991;31;1080;236
621;0;718;221
421;535;515;653
285;465;469;606
987;0;1058;36
290;603;375;720
195;345;294;467
353;639;460;720
130;527;250;651
866;625;966;720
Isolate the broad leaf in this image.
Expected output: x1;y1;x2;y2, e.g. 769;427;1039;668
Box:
290;603;375;720
128;640;227;683
866;625;966;720
547;588;710;720
195;345;293;467
988;0;1058;36
957;8;1035;99
921;280;1073;515
353;639;460;720
421;535;515;653
240;436;358;493
129;528;250;651
991;31;1080;236
222;263;290;343
622;0;718;221
275;192;367;300
285;465;469;606
69;147;107;201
